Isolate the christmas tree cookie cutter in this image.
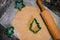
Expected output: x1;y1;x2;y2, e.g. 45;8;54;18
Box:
29;18;41;33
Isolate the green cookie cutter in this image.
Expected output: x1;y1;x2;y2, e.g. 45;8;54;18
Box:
29;18;41;33
4;26;14;37
15;0;25;10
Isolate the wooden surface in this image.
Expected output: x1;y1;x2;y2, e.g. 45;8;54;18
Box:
12;6;51;40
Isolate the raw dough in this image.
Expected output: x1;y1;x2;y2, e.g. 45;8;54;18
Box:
12;6;51;40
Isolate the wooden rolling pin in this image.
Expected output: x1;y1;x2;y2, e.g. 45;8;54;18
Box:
37;0;60;40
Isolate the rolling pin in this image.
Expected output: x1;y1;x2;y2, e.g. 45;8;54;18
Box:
37;0;60;40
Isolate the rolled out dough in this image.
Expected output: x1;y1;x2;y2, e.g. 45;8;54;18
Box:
12;6;51;40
